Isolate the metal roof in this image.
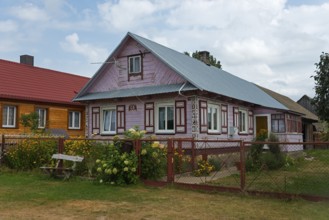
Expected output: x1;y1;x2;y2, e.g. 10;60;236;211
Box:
74;83;197;101
75;32;288;110
129;33;287;110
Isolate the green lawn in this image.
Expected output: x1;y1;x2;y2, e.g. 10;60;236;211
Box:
210;149;329;197
0;169;328;219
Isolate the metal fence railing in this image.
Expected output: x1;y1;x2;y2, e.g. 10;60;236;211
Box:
1;134;328;201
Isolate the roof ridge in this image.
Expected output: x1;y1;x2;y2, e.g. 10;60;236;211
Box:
0;58;89;80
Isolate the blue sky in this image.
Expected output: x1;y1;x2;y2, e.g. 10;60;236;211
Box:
1;0;329;101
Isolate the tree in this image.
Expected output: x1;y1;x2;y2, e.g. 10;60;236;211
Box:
312;52;329;124
184;50;222;69
20;112;39;133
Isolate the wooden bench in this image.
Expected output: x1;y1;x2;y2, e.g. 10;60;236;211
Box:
40;154;84;180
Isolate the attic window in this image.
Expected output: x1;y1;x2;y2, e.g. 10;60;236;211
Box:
128;55;141;74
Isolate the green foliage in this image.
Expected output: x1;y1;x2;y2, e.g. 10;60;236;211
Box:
247;132;285;171
261;152;285;170
312;52;329;123
4;139;57;170
185;50;222;69
267;133;281;155
95;144;138;185
208;156;221;171
20;112;40;133
64;139;108;176
123;125;147;140
193;160;215;176
140;141;167;180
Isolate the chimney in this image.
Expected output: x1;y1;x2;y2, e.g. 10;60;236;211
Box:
20;55;34;66
198;51;210;65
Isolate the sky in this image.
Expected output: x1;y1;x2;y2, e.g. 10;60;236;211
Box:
1;0;329;101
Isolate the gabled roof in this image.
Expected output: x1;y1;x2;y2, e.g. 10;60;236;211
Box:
75;32;287;110
0;59;89;105
258;86;318;122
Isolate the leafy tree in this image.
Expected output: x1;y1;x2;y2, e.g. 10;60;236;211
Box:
184;51;222;69
20;112;39;133
312;52;329;124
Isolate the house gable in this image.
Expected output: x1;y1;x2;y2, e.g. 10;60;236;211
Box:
87;37;186;94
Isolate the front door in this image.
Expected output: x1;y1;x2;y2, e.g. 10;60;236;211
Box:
255;116;268;137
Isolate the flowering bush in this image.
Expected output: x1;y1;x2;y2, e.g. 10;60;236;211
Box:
123;126;147;140
64;139;108;176
140;140;167;179
95;143;138;185
4;139;57;170
193;160;215;177
174;150;192;174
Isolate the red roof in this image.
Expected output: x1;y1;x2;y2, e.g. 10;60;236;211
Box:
0;59;89;105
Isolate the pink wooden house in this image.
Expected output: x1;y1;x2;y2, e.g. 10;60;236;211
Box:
74;32;316;150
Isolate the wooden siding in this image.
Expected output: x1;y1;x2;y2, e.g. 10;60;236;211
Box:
88;38;186;93
0;100;85;137
88;94;255;141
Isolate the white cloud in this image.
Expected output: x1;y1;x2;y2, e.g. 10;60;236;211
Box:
9;3;49;22
0;20;17;32
60;33;109;63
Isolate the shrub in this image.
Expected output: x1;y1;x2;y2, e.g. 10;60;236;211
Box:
262;152;285;170
193;160;215;176
64;139;108;176
95;143;138;185
140;141;167;179
4;139;57;170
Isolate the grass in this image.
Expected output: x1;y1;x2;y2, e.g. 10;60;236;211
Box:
0;169;328;219
210;149;329;196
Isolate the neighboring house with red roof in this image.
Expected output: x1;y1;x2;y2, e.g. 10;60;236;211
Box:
0;55;89;137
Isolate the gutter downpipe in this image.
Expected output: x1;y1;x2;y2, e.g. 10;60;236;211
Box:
178;82;187;96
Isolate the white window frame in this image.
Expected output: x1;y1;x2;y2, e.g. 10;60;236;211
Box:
238;109;248;134
68;111;81;130
155;102;175;134
2;105;16;128
36;108;47;129
100;107;116;135
207;103;220;133
128;55;141;74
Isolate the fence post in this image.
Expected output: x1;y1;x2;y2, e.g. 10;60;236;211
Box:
0;134;4;165
167;138;174;183
135;140;142;176
240;140;246;191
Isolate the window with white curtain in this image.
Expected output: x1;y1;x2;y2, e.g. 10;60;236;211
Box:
36;108;47;129
2;105;16;128
69;111;81;129
101;107;116;134
156;103;174;133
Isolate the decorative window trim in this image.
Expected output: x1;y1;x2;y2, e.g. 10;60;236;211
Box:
92;107;100;135
199;100;208;133
117;105;126;134
36;108;47;129
128;54;143;81
175;100;186;133
248;110;254;135
221;105;228;134
68;110;81;130
145;102;154;133
207;103;221;134
2;105;17;128
100;106;116;135
155;102;175;134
